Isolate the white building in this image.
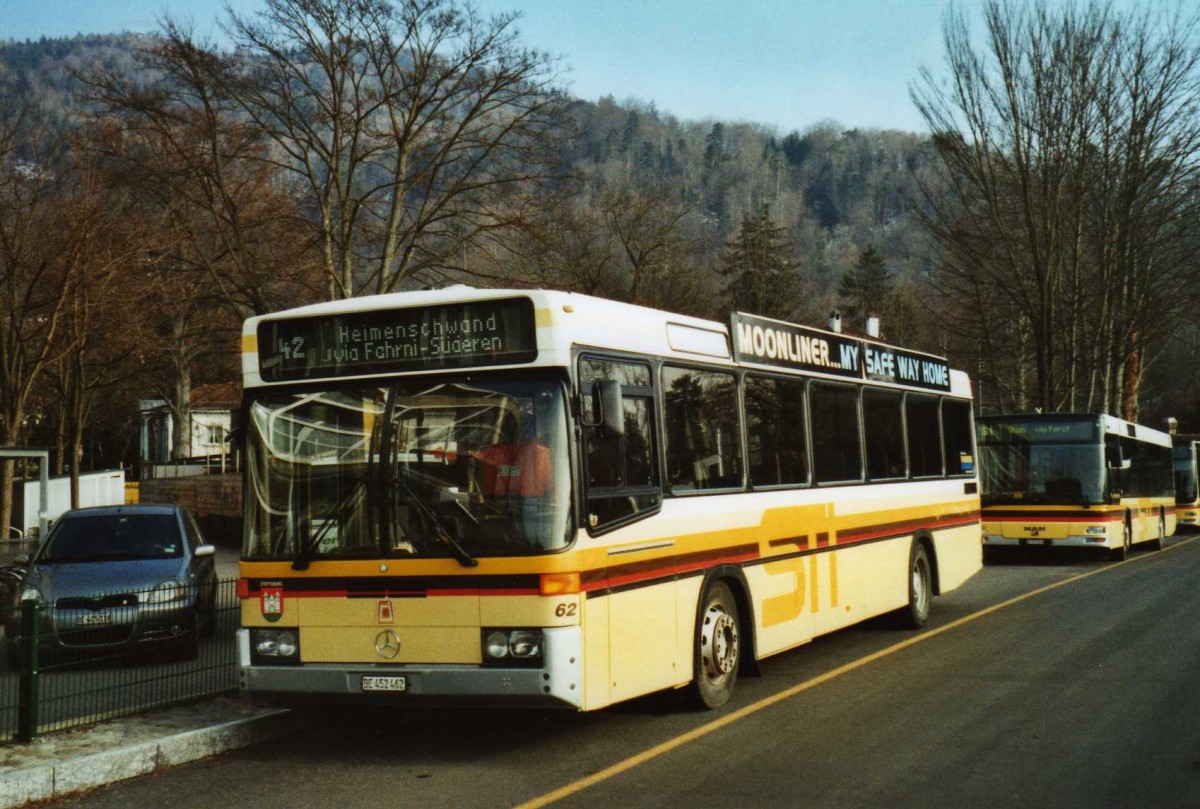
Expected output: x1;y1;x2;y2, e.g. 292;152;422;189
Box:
139;383;239;471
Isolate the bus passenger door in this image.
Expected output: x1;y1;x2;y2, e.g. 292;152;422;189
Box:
578;356;671;704
605;546;679;702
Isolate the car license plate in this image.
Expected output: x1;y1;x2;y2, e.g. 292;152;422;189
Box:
77;613;113;626
362;675;407;692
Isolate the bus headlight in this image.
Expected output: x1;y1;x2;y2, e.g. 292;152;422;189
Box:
251;628;300;664
509;630;542;658
482;628;543;665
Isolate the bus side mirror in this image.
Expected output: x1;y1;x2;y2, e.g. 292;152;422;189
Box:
580;380;625;438
597;379;625;439
1105;445;1130;470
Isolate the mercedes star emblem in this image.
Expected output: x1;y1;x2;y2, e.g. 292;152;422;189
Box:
375;629;401;659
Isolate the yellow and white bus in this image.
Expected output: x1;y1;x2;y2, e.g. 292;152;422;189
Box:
978;413;1175;560
1172;436;1200;529
236;288;982;710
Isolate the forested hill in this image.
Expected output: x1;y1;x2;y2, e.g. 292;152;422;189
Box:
0;33;939;330
564;96;938;291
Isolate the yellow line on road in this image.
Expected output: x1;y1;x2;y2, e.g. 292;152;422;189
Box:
516;535;1199;809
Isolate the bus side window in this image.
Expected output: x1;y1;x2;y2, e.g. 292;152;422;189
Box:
863;388;905;480
662;367;743;492
580;359;660;530
941;399;975;476
746;375;808;486
906;394;943;478
810;382;863;484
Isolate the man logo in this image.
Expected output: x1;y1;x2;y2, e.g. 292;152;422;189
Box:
375;630;401;659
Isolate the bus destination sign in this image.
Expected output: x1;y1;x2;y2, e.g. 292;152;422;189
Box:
258;297;537;381
978;419;1096;444
730;312;952;392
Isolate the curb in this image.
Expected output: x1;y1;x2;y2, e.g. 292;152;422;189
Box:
0;708;297;808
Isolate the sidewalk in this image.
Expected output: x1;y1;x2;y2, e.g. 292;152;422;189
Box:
0;695;301;808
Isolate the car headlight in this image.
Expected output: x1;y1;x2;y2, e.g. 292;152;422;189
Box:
147;581;188;604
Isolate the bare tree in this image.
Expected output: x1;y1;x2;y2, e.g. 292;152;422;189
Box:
207;0;570;299
50;133;166;504
911;0;1200;417
0;101;82;536
82;28;323;318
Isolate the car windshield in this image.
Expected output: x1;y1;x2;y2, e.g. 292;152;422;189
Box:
244;376;572;561
38;514;184;563
978;442;1105;506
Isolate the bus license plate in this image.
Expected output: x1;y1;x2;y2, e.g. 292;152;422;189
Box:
362;675;407;692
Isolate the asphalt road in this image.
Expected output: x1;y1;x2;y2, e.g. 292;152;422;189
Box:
46;534;1200;809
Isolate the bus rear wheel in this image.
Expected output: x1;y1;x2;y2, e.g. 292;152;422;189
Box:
1152;514;1166;551
898;542;932;629
690;581;740;710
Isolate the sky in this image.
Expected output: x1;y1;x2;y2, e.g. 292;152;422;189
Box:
0;0;965;133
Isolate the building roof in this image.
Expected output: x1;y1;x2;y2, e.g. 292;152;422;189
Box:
190;383;240;409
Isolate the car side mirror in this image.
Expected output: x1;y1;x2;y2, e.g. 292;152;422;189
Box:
194;545;216;558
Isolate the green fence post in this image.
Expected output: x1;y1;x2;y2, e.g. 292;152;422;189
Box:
15;600;39;744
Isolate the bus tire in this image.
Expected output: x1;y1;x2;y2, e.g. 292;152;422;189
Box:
1110;519;1131;561
690;581;740;710
898;541;932;629
1152;514;1166;551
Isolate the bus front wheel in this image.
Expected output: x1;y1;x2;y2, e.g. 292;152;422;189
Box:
690;581;740;710
1110;520;1131;561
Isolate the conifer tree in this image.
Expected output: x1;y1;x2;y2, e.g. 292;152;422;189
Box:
837;244;892;329
719;205;802;320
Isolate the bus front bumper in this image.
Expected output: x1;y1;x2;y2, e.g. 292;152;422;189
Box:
982;534;1110;548
236;627;584;709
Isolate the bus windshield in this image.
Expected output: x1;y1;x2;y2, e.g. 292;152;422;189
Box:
978;442;1105;506
1173;445;1197;503
244;377;572;561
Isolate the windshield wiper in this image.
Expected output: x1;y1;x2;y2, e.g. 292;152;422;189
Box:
292;478;367;571
392;467;478;568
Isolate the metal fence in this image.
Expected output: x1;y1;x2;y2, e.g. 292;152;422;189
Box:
0;579;240;743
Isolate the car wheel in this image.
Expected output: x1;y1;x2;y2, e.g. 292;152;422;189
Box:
200;584;218;639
